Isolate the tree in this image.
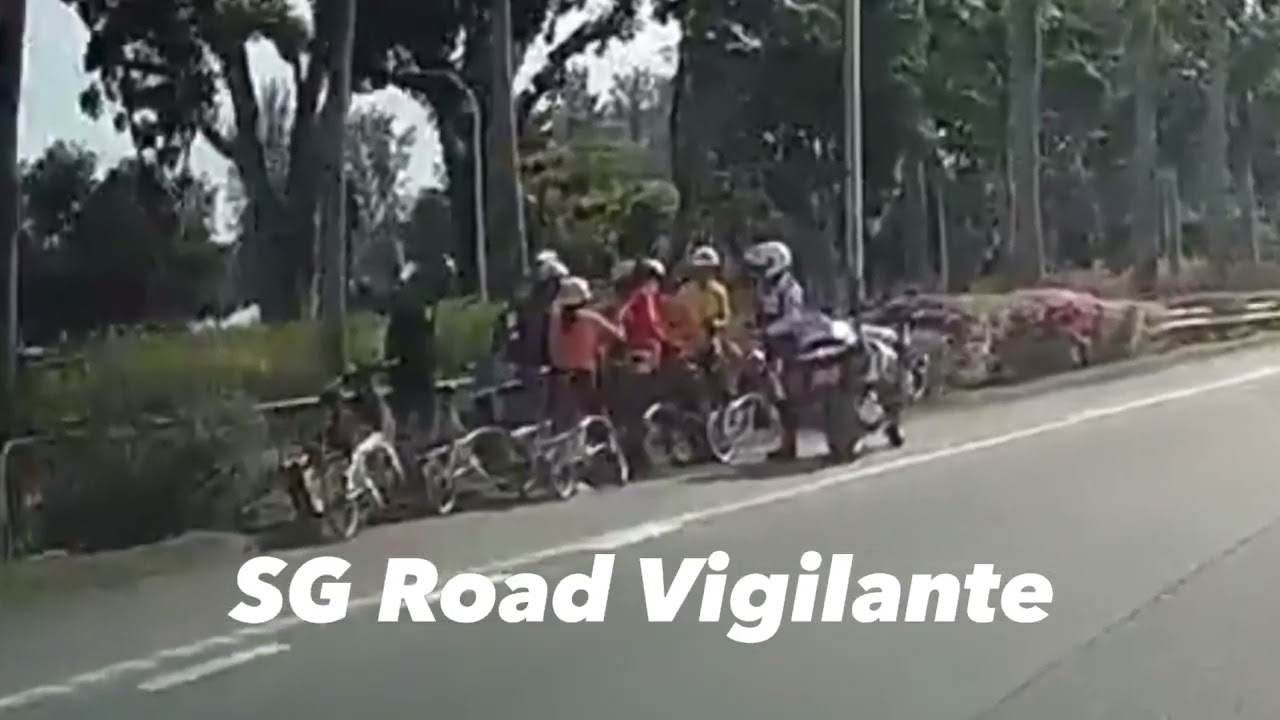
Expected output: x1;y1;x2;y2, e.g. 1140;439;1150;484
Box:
520;135;676;274
1005;0;1045;286
1129;0;1160;293
223;88;415;307
352;0;644;294
1205;0;1231;279
0;0;26;430
18;144;225;341
62;0;364;322
401;188;456;262
344;105;417;284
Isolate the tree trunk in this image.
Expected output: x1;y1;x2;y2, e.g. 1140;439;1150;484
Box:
1006;0;1045;287
0;0;25;433
486;0;528;298
1129;0;1159;295
904;159;929;282
317;0;356;373
932;163;951;292
1161;168;1183;276
1205;1;1231;283
1234;92;1259;263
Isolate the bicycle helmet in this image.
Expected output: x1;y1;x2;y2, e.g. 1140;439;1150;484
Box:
688;245;721;268
556;276;592;306
638;257;666;280
535;256;569;281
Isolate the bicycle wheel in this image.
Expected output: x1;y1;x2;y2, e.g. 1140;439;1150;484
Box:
319;462;364;540
420;452;458;516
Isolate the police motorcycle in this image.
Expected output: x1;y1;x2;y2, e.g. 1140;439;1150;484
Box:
742;240;907;463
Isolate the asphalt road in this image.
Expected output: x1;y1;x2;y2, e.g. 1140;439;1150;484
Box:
5;344;1280;719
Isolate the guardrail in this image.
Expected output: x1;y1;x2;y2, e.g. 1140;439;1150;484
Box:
1151;295;1280;336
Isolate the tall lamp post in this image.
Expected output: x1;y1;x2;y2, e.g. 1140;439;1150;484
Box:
842;0;864;308
396;69;488;302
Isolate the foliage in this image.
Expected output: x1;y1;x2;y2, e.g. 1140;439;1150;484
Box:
18;141;226;343
522;135;678;274
37;388;270;553
25;298;503;431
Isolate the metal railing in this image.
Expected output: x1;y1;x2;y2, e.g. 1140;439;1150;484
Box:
1151;295;1280;335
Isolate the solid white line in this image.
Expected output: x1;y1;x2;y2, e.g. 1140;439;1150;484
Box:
136;643;291;693
0;363;1276;713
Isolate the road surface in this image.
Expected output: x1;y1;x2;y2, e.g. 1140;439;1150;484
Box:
4;344;1280;719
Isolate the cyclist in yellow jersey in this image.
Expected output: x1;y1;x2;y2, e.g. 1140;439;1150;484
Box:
673;245;732;405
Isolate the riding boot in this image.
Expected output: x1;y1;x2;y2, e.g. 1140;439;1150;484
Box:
768;399;799;461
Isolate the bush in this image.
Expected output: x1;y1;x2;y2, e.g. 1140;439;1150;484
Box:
33;385;271;553
24;298;503;429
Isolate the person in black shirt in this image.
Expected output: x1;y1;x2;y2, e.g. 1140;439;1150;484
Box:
499;251;568;423
379;255;456;442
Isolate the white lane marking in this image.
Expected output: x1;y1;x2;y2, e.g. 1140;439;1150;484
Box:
136;643;291;693
0;364;1276;713
0;686;73;712
66;659;159;686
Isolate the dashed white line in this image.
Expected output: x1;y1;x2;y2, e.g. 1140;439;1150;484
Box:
0;686;73;712
0;363;1275;713
136;643;291;693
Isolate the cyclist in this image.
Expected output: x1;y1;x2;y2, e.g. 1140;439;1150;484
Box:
618;258;676;371
548;276;624;429
672;245;732;408
501;251;569;422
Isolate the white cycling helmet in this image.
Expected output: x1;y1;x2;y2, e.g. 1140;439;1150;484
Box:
639;257;666;279
743;240;792;278
688;245;720;268
556;276;592;306
610;259;637;284
535;256;569;281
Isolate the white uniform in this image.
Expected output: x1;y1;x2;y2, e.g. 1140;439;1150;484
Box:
757;273;805;340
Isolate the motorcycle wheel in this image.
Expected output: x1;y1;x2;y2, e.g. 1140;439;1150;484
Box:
885;423;905;448
420;455;459;516
823;361;862;463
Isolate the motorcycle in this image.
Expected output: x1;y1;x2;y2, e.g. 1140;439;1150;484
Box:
762;312;909;463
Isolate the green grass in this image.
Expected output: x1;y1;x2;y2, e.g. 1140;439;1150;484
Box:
23;298;504;429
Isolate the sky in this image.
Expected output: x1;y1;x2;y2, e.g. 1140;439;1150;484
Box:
19;0;679;236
